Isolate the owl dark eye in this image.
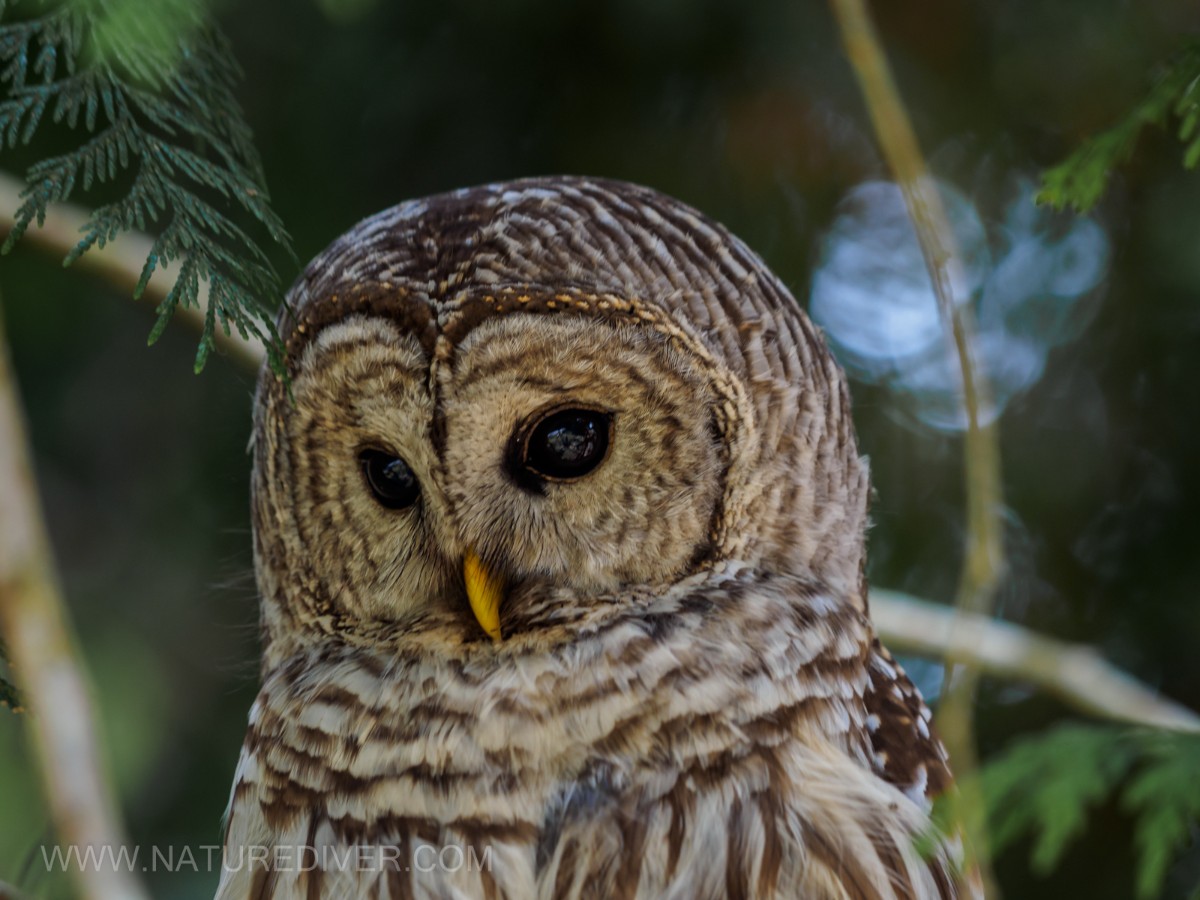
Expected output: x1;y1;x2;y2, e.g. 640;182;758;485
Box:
358;449;420;509
522;408;612;481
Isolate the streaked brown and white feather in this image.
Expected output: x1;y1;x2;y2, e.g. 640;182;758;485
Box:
218;177;975;899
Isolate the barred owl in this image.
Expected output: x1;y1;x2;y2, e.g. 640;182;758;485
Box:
217;177;973;899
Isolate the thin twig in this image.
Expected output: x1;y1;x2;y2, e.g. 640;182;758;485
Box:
828;0;1005;892
0;306;150;900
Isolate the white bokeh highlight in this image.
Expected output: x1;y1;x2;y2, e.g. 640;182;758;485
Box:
809;179;1109;431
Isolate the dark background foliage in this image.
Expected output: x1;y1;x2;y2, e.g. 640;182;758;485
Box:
3;0;1200;896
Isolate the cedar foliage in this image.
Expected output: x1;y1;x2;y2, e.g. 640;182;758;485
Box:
983;726;1200;899
1037;42;1200;213
0;0;293;373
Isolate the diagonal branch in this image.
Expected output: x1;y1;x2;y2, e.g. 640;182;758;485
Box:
0;169;262;371
871;589;1200;733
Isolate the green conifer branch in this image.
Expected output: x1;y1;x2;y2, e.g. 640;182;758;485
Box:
1122;732;1200;898
1038;43;1200;212
0;0;292;374
983;726;1200;899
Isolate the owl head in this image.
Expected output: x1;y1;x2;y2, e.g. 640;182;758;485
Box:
251;177;868;664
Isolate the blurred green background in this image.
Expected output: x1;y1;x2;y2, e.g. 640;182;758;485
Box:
3;0;1200;896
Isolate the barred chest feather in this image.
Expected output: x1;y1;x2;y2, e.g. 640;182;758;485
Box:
217;570;965;900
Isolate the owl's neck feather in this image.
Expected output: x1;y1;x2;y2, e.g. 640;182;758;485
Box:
245;565;874;807
224;564;969;897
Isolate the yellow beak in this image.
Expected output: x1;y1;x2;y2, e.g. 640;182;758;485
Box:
463;549;505;641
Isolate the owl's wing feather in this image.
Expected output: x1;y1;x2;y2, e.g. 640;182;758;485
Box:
863;640;952;807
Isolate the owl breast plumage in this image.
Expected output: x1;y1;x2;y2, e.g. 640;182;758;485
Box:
217;177;974;899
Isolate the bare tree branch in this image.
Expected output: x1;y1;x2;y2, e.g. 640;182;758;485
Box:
0;306;150;899
871;589;1200;733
